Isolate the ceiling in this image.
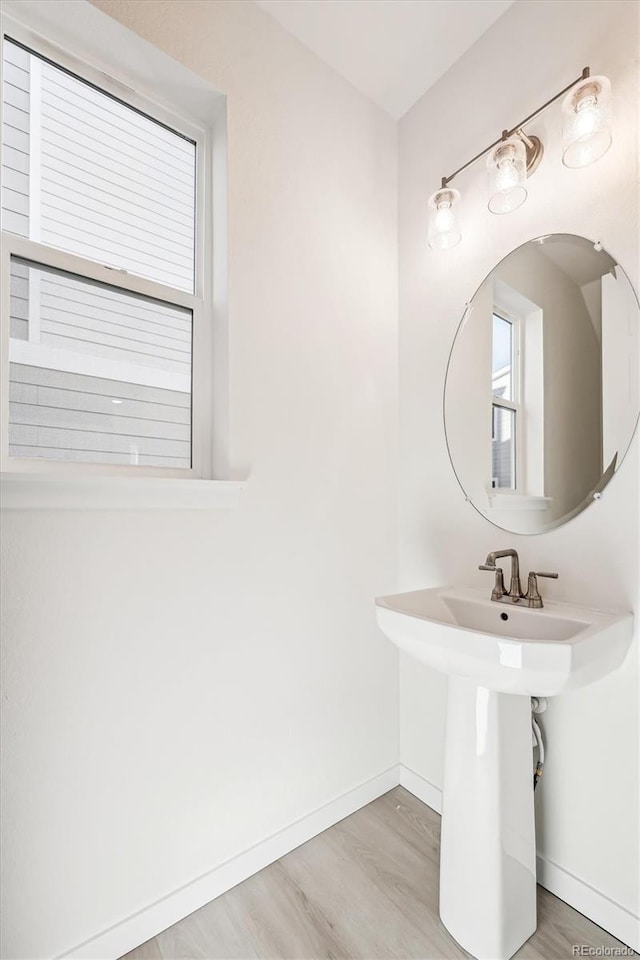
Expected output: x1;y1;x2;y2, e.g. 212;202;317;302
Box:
537;239;616;287
255;0;515;119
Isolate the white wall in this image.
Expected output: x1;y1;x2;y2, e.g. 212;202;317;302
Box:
0;1;399;956
603;269;640;470
399;0;638;934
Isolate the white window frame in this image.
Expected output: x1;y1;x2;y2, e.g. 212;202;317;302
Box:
0;3;239;507
491;308;523;491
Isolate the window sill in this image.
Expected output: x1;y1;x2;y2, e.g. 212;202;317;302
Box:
488;493;551;512
0;473;245;510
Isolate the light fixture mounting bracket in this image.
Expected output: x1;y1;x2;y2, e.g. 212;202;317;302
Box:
521;133;544;176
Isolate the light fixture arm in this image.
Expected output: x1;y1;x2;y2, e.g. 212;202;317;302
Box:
440;66;591;189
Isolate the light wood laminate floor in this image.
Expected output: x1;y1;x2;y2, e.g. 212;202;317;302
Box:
122;787;629;960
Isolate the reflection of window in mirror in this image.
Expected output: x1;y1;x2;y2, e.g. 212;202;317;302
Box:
490;289;544;498
491;313;517;489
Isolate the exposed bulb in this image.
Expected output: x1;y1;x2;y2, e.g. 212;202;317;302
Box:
495;155;519;192
428;187;461;250
487;137;527;214
435;197;454;231
562;75;612;168
573;93;599;138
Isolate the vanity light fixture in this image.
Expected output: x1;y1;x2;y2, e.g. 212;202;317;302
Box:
427;67;612;248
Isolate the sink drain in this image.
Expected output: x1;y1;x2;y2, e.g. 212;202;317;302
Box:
500;612;509;621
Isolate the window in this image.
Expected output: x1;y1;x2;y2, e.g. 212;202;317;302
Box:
491;312;519;489
489;293;545;502
1;25;215;481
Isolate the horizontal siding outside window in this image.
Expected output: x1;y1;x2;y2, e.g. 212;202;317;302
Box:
1;38;196;292
8;258;192;468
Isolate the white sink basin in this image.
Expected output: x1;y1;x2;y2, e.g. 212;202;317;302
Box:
375;584;633;695
374;583;633;960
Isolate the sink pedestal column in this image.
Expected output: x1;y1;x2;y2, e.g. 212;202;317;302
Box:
439;677;536;960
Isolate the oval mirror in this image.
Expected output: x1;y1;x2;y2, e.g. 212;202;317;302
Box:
444;234;640;534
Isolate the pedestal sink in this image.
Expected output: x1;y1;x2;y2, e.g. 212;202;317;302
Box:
375;584;633;960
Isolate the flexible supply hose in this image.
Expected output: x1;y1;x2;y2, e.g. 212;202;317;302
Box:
531;697;547;790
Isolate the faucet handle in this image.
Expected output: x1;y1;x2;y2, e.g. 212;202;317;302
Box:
525;571;558;608
479;564;506;600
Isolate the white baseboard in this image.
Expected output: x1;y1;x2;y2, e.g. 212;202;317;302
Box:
57;765;400;960
398;763;640;954
398;763;442;813
536;855;640;954
57;763;639;959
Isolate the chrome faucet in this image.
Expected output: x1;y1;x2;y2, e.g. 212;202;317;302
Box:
479;549;523;603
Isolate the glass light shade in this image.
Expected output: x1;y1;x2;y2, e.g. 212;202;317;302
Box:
562;75;612;168
487;137;527;214
428;187;461;250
